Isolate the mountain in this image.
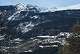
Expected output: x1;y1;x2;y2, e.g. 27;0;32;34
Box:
40;4;80;12
0;4;80;54
0;4;80;40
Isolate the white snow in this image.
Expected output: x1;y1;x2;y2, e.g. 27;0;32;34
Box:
30;15;39;19
17;22;35;33
8;11;20;21
24;50;32;52
8;3;27;21
0;34;6;40
39;45;44;48
37;35;57;38
52;45;58;47
16;3;26;11
14;38;22;41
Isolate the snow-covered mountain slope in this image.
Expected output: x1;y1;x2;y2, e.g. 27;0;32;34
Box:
1;5;80;53
1;4;80;40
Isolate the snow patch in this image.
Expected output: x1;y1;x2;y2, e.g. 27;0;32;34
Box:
17;22;35;33
30;15;39;19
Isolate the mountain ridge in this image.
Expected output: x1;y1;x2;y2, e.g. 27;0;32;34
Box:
0;5;80;39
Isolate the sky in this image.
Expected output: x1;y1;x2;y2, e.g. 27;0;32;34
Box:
0;0;80;8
